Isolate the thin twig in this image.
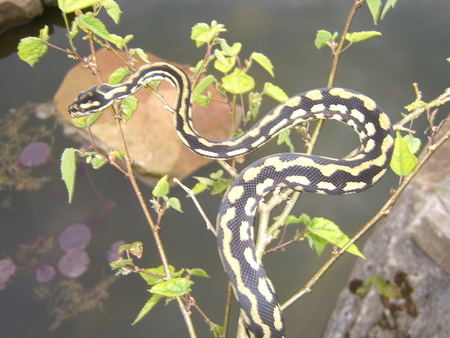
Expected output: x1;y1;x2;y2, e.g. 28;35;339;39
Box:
173;178;216;235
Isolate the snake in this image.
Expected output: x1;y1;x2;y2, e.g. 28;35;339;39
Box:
68;62;395;337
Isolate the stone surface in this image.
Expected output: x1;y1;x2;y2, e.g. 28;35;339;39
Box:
0;0;43;33
324;121;450;337
53;49;235;184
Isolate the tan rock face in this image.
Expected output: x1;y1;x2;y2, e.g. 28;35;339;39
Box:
54;49;235;184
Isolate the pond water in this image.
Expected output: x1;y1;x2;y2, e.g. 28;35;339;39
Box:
0;1;449;337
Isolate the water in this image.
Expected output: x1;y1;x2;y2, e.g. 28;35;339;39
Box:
0;1;449;337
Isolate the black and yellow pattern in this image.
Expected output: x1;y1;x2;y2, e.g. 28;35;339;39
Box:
69;62;395;337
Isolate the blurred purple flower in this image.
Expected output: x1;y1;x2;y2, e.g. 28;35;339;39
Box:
107;241;125;263
58;223;91;252
35;264;56;283
0;258;15;290
19;142;51;167
58;249;90;278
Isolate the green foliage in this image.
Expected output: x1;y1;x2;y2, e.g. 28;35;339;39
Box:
390;132;418;176
345;31;382;43
60;148;77;203
17;26;49;67
354;275;402;299
366;0;398;25
151;176;183;213
191;170;232;196
306;217;365;258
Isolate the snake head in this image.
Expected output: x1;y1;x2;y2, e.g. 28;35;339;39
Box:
68;87;109;118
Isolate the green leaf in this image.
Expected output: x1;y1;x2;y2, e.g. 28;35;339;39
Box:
307;217;365;258
306;232;328;257
187;268;210;278
90;155;108;169
102;0;122;24
193;74;216;106
139;265;180;286
17;36;48;67
72;112;102;128
191;20;226;47
214;50;236;73
250;52;274;77
39;25;50;41
366;0;382;25
193;176;215;186
314;30;334;49
121;95;138;120
131;48;150;63
132;294;163;325
403;134;421;155
222;68;255;94
263;82;289;102
150;278;194;297
404;100;427;112
211;179;231;195
210;170;224;180
61;148;77;203
277;129;295;152
381;0;398;20
75;13;113;42
275;213;311;226
153;175;170;197
167;197;183;213
109;258;133;270
390;132;418;176
108;67;129;85
346;31;382;43
191;182;209;195
118;241;144;258
58;0;99;13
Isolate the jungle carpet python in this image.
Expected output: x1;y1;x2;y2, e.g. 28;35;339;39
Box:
68;62;395;337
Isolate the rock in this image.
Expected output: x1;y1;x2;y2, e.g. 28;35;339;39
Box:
53;49;235;184
324;122;450;337
0;0;43;33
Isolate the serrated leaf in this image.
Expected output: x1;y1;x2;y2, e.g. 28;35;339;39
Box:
187;268;210;278
75;13;113;42
58;0;99;13
390;132;418;176
61;148;77;203
108;67;129;85
102;0;122;24
251;52;274;77
153;175;170;197
191;21;226;47
167;197;183;213
314;30;333;49
222;68;255;94
274;213;311;226
17;37;48;67
277;129;295;152
263;82;289;102
366;0;382;25
121;95;138;120
307;217;365;258
132;294;163;326
403;134;421;155
150;278;194;297
39;25;50;41
346;31;382;43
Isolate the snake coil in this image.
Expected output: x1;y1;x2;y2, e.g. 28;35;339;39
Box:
69;62;394;337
